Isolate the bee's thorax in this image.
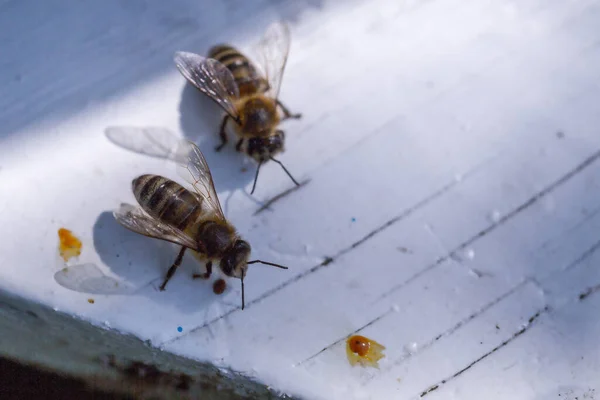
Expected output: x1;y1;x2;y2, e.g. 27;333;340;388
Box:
238;96;279;137
195;220;237;258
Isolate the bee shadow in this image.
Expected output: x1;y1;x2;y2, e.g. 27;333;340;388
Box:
92;211;233;313
178;83;258;197
103;85;260;208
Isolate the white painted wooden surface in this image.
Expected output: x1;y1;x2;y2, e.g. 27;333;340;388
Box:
2;0;600;399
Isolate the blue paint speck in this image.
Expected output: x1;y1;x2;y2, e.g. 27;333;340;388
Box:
177;326;183;332
351;217;356;222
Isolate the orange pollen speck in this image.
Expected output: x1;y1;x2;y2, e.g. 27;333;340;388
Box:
349;336;370;356
58;228;82;262
345;334;386;368
213;279;227;295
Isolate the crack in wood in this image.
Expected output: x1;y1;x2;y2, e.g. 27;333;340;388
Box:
578;284;600;301
171;170;474;341
338;178;463;257
419;306;550;398
367;280;530;380
167;172;464;342
299;281;528;369
253;179;311;215
295;309;394;366
564;238;600;271
171;147;600;344
170;258;336;342
537;204;600;252
377;148;600;302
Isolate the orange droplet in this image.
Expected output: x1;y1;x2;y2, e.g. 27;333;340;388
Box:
346;335;386;368
58;228;82;262
349;335;371;356
213;279;226;295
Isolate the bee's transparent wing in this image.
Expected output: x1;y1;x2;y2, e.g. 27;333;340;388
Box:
174;141;226;221
54;263;134;295
113;203;198;249
256;21;291;101
105;126;181;160
174;52;240;120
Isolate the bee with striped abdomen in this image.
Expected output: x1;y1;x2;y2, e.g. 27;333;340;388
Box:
174;21;301;194
113;141;287;309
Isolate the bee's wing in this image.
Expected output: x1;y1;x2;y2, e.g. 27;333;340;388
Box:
174;141;226;221
105;126;181;161
54;263;134;295
174;52;240;120
256;21;291;101
113;203;198;249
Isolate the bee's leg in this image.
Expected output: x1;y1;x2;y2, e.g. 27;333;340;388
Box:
159;246;187;291
277;100;302;120
262;79;271;93
215;116;230;152
193;261;213;280
235;138;244;152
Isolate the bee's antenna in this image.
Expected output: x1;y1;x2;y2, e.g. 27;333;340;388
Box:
247;260;288;269
269;157;300;187
241;275;245;310
251;161;262;195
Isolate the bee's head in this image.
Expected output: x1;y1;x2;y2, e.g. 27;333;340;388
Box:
220;239;251;279
247;130;285;163
247;130;299;195
220;240;289;310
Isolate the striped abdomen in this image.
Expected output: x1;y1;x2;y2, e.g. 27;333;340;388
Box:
133;175;202;231
208;45;267;96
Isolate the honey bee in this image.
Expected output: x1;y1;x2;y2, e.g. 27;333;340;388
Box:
113;141;287;309
174;21;302;194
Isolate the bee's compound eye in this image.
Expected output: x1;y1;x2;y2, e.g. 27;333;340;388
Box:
267;135;283;154
233;240;251;253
